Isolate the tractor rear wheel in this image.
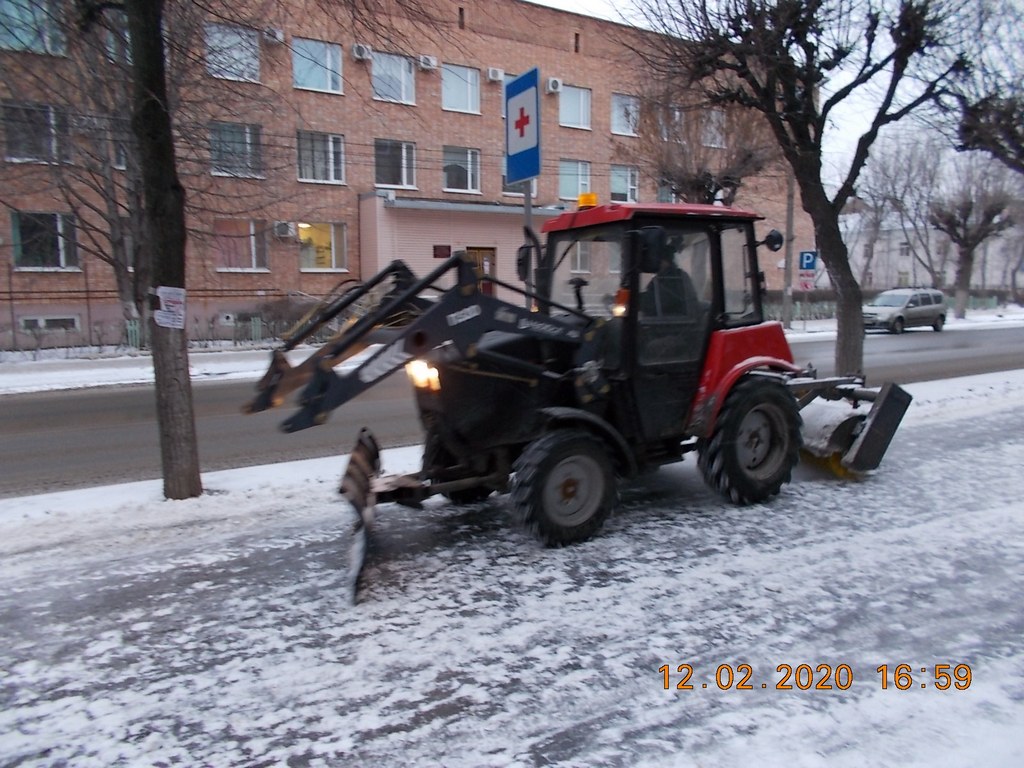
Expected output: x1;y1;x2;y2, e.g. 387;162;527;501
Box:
698;377;801;505
511;429;614;546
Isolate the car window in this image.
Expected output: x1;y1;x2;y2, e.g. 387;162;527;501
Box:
908;295;921;307
869;293;907;307
918;293;931;306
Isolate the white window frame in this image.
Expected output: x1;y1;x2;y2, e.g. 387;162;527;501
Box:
374;138;416;188
611;93;640;137
372;52;416;104
297;130;345;184
442;146;481;193
610;164;639;203
558;159;591;200
210;121;263;178
20;315;80;332
559;85;591;129
3;101;68;163
702;109;726;148
502;162;538;197
293;38;342;94
441;64;480;114
571;242;591;274
298;222;348;272
213;219;268;272
660;105;685;142
0;0;66;55
11;211;78;270
205;23;260;83
657;182;681;203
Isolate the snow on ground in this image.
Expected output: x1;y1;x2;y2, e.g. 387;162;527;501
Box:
1;311;1024;766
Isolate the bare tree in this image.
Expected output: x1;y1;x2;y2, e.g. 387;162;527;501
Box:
622;88;780;205
929;152;1015;318
869;133;951;287
632;0;970;374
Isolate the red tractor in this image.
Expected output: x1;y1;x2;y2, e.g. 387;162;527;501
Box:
247;200;909;577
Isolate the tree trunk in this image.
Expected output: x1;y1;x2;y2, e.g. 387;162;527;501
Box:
798;180;864;375
953;246;975;319
126;0;201;499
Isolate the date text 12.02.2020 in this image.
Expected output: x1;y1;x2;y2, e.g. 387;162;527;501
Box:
659;663;972;691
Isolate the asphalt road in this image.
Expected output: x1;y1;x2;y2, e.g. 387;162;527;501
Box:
2;325;1023;497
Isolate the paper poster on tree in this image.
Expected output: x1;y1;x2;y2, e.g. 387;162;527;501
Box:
154;286;186;330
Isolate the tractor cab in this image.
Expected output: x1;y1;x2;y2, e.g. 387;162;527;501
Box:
538;200;784;447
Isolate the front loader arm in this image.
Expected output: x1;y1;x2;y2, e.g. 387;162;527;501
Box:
248;253;591;433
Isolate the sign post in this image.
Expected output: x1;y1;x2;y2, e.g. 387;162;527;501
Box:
798;250;817;292
505;69;541;304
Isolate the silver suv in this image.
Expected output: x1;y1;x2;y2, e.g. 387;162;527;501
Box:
862;288;947;333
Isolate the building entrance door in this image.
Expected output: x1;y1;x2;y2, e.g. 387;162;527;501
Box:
464;246;496;296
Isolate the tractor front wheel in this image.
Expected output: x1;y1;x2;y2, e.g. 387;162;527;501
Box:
698;377;801;505
511;429;614;546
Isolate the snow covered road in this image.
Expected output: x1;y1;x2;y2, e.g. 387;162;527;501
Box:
2;373;1024;766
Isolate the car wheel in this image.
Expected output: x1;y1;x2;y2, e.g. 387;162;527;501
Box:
698;377;802;505
511;429;614;546
933;315;945;332
890;317;905;334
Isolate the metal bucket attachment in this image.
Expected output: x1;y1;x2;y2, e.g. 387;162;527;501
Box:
840;383;912;472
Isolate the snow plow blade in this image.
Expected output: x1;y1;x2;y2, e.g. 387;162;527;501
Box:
339;428;381;602
797;381;912;474
840;383;913;472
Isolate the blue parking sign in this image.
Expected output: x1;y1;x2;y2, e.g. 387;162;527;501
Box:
799;250;817;271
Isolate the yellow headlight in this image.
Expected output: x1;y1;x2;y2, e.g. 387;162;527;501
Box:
405;359;441;391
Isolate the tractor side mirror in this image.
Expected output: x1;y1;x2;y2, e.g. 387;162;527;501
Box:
516;244;531;283
761;229;784;252
637;226;668;273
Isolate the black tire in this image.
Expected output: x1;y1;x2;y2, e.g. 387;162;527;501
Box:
697;377;802;505
511;429;615;546
932;314;945;332
891;317;905;334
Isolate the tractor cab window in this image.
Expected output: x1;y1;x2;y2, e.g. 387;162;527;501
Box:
637;229;711;321
720;223;758;324
547;226;622;317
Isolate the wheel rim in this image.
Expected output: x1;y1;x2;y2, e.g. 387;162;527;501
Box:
541;455;605;527
736;405;788;478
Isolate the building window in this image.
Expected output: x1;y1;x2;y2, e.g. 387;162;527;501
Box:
0;0;66;55
374;139;416;187
297;130;344;183
212;219;267;271
502;159;538;196
659;106;684;142
611;93;639;136
559;85;591;129
11;211;78;269
443;146;480;192
103;9;131;64
441;64;480;113
205;23;260;82
657;182;680;203
372;52;415;104
610;165;639;202
299;222;347;271
571;242;591;273
210;121;262;177
559;159;591;200
293;38;342;93
21;315;79;331
702;109;726;148
899;242;910;259
3;101;68;163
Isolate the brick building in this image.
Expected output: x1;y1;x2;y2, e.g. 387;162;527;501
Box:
0;0;812;350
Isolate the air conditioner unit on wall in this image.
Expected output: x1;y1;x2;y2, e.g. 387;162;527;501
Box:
486;67;505;82
418;54;438;71
263;28;285;44
273;221;297;239
352;43;373;61
545;77;563;94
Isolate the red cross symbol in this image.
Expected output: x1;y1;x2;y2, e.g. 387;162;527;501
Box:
515;107;531;138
